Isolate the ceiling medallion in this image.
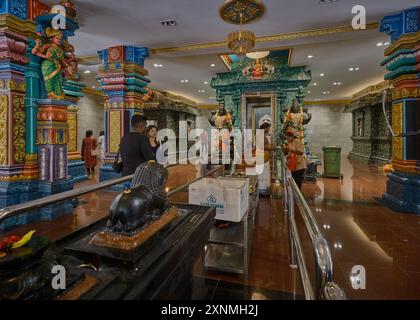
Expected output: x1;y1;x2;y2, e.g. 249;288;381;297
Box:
220;0;265;25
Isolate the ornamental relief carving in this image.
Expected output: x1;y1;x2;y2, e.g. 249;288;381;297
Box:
0;95;8;165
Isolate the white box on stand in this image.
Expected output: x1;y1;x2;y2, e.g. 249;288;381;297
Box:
188;177;249;222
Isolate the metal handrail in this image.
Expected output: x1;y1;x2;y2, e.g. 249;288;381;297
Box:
0;164;224;225
279;153;346;300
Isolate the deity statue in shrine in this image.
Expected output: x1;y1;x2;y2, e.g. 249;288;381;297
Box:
31;28;75;100
209;103;235;154
281;99;312;140
209;103;235;132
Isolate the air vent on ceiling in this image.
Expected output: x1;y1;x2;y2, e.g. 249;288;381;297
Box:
161;19;177;27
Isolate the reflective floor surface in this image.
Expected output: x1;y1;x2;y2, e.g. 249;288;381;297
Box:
3;157;420;300
302;156;420;299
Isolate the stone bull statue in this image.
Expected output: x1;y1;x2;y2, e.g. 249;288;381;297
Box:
106;161;170;235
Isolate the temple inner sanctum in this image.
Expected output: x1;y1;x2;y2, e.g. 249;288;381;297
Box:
0;0;420;302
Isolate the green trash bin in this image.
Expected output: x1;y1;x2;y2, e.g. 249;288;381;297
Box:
322;146;343;180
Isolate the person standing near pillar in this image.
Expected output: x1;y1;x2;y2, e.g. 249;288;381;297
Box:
119;115;155;176
98;131;106;161
81;130;98;176
258;122;276;196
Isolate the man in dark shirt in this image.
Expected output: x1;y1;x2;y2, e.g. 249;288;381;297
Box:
120;115;155;176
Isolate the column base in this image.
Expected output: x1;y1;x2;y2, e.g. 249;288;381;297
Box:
382;172;420;215
99;163;128;192
68;159;88;183
0;178;75;231
0;179;39;208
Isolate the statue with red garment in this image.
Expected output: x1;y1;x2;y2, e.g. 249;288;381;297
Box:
281;98;312;141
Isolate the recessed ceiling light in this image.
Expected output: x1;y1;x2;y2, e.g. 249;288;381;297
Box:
204;81;209;85
180;79;189;83
210;64;216;67
84;70;91;74
313;82;318;86
161;19;177;27
333;82;342;86
384;42;390;46
320;73;325;77
376;42;384;47
307;90;311;94
322;91;331;95
349;67;360;71
355;67;360;71
92;86;96;89
153;63;163;68
319;0;339;3
307;55;314;59
198;90;205;93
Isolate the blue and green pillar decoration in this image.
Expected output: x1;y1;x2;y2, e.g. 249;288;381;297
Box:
380;6;420;214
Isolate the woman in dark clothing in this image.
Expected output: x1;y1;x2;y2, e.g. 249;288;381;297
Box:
81;130;98;175
146;125;159;159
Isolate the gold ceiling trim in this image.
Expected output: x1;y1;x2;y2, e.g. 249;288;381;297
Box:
304;100;352;106
150;22;379;54
352;81;392;100
77;22;379;63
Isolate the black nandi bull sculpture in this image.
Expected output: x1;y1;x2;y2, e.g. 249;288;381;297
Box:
106;161;170;235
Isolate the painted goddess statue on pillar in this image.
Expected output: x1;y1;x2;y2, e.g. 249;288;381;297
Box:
31;28;75;100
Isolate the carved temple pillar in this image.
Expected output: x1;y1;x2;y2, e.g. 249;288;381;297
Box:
380;7;420;214
0;3;35;212
276;91;287;143
97;45;151;185
63;80;86;183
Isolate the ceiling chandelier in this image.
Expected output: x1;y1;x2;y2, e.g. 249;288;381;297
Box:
220;0;266;56
227;14;255;55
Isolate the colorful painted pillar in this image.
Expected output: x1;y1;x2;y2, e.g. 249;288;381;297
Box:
29;4;82;218
0;0;35;211
381;7;420;214
64;79;87;183
97;45;151;186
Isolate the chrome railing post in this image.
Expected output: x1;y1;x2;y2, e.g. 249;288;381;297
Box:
278;151;346;300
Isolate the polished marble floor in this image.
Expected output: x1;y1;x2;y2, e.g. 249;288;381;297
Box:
301;156;420;300
3;157;420;300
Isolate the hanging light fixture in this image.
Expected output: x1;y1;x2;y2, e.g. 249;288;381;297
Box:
220;0;265;56
227;13;255;55
245;51;270;59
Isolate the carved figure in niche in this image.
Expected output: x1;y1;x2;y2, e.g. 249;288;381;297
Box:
31;28;75;99
357;112;365;137
281;99;312;140
106;161;169;235
252;59;264;80
242;59;275;80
